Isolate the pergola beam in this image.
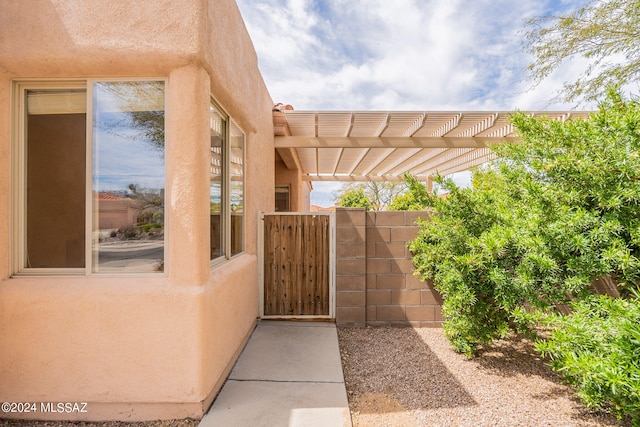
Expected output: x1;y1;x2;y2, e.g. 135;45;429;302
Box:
302;175;411;182
275;136;518;149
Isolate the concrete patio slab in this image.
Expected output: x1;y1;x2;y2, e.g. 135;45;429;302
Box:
230;321;345;382
200;380;350;427
199;321;352;427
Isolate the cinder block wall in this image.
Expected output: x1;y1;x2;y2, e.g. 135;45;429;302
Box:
335;208;444;327
335;208;368;325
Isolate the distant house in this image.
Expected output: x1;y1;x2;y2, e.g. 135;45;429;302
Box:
96;192;146;231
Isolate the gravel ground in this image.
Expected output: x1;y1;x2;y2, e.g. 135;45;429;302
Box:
337;326;631;427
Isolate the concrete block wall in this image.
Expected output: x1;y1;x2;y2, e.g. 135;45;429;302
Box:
335;208;367;326
335;208;444;327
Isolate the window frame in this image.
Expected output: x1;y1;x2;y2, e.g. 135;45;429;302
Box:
210;97;245;267
275;185;291;212
11;78;168;277
228;118;246;258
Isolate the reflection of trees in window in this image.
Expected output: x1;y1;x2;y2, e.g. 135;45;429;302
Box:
229;124;244;214
129;110;164;150
128;183;164;225
230;181;243;212
95;81;165;154
92;81;165;273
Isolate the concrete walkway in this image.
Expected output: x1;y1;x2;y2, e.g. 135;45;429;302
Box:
199;321;352;427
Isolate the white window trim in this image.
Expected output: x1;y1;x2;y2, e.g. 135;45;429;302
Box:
11;79;168;277
210;98;246;267
229;119;246;259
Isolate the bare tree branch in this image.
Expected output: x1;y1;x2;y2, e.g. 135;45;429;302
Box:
525;0;640;103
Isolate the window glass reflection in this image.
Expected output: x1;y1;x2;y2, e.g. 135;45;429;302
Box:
210;105;225;260
230;120;244;256
92;81;165;273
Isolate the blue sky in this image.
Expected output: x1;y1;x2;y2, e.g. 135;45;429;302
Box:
92;82;165;193
236;0;591;206
94;113;164;193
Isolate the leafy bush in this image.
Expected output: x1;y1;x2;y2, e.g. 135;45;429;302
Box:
389;173;429;210
410;170;543;355
410;90;640;356
337;187;373;210
409;88;640;422
536;294;640;425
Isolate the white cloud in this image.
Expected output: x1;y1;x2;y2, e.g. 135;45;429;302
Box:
237;0;589;111
235;0;592;204
309;181;341;208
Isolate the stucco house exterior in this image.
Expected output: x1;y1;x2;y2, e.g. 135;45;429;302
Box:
0;0;280;421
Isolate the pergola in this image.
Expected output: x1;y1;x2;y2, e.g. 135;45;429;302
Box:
274;109;591;183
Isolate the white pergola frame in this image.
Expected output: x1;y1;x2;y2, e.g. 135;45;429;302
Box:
274;110;591;182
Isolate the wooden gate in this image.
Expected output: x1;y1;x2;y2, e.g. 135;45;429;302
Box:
259;213;335;318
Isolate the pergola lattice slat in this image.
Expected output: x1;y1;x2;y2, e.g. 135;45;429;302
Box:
274;110;591;182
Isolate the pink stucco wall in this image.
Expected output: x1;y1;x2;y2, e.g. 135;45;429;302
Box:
0;0;274;421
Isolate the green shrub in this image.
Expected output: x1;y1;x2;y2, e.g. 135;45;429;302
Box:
338;187;373;210
389;173;429;210
536;294;640;425
410;170;549;355
410;89;640;355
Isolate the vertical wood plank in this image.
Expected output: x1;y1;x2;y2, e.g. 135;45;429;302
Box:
263;214;331;317
294;215;304;315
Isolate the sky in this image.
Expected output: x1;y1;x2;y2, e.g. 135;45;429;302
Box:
235;0;592;206
93;82;165;193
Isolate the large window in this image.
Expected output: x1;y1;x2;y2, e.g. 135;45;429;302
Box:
13;80;165;275
210;101;244;263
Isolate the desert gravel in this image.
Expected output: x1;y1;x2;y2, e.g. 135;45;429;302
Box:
337;326;631;427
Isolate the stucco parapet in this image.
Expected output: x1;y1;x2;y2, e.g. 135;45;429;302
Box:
0;0;207;76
